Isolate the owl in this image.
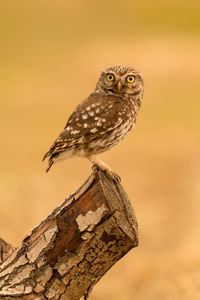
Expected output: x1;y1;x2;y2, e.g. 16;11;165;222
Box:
43;66;144;182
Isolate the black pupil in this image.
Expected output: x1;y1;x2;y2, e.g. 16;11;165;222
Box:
109;75;113;80
129;77;133;81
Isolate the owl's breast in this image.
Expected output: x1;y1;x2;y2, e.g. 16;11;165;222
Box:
80;115;134;156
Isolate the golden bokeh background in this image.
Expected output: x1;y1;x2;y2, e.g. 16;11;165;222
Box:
0;1;200;299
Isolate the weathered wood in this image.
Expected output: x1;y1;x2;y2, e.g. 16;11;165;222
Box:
0;239;15;265
0;168;138;300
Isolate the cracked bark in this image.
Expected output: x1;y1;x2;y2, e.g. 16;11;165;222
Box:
0;169;138;300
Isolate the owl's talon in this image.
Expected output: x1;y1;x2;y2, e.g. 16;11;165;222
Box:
92;164;121;183
92;164;100;174
92;164;98;171
89;157;121;183
104;168;121;183
113;173;121;183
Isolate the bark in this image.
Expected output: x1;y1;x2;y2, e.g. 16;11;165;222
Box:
0;239;15;265
0;168;138;300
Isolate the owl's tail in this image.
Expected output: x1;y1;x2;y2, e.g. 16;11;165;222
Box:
42;150;57;172
46;158;55;172
42;150;51;162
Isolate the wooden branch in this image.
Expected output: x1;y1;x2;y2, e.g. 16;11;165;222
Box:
0;239;15;265
0;168;138;300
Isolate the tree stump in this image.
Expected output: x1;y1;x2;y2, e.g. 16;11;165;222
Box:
0;168;138;300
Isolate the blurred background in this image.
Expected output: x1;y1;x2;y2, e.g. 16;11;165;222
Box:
0;0;200;299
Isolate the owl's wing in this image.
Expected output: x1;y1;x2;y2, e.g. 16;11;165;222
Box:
43;92;130;161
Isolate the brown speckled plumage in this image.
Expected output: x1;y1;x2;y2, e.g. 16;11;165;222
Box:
43;66;144;181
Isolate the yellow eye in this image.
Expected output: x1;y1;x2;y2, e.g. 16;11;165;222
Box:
127;75;135;83
106;73;115;81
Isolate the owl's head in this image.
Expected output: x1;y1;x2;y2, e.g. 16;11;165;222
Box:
96;65;144;98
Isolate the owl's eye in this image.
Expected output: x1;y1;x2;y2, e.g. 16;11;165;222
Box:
127;75;135;83
106;74;115;82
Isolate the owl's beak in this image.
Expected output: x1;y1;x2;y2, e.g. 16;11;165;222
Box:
117;81;122;92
